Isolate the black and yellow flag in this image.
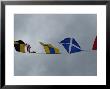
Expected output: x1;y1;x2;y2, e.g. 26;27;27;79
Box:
14;40;26;53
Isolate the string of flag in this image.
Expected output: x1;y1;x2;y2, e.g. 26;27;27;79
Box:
14;37;97;54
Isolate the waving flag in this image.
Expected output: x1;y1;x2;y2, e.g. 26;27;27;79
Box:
92;37;97;50
40;42;60;54
59;38;82;54
14;40;26;53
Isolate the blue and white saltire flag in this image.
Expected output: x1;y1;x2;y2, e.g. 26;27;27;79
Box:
59;38;82;54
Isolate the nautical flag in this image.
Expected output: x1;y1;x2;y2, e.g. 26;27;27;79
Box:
92;37;97;50
40;42;60;54
59;38;82;54
14;40;26;53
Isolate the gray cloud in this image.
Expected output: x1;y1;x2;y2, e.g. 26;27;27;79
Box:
14;14;97;76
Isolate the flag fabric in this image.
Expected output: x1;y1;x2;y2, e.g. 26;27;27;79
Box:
14;38;96;54
26;43;31;53
14;40;26;53
59;38;82;54
40;42;60;54
92;37;97;50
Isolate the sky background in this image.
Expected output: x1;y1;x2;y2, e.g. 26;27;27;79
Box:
14;14;97;76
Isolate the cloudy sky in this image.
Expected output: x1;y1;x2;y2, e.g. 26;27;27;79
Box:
14;14;97;76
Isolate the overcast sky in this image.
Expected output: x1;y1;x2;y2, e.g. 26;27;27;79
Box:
14;14;97;76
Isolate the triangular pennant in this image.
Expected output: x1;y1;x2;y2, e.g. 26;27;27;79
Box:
92;37;97;50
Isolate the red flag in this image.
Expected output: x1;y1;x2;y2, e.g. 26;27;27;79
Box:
92;37;97;50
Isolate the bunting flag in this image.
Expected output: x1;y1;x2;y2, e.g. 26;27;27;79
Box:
14;37;97;54
40;42;60;54
92;37;97;50
14;40;26;53
59;38;82;54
